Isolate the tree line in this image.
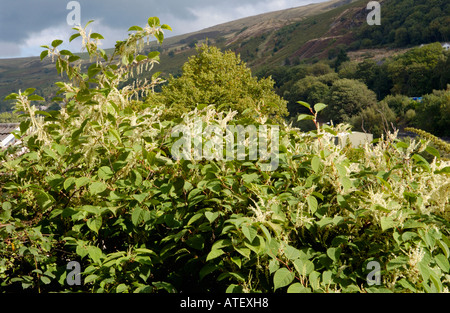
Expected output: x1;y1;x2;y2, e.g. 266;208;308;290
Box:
256;42;450;137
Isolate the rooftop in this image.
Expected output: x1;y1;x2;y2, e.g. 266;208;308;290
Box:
0;123;19;143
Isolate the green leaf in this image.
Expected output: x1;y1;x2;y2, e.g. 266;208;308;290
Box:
80;205;101;215
187;213;204;225
412;154;430;171
437;239;450;259
311;156;321;173
132;192;148;203
40;50;49;61
297;114;314;121
326;247;342;262
284;245;301;261
136;55;147;62
147;51;160;59
132;207;144;226
40;276;52;285
287;283;311;293
273;268;295;291
293;259;314;276
387;256;408;271
307;195;318;214
23;88;36;96
75;177;90;188
148;17;160;27
242;224;258;243
88;64;102;78
314;103;327;113
269;258;279;274
87;217;102;234
116;284;128;293
84;274;98;284
51;39;63;48
90;33;104;40
205;211;219;223
128;25;143;31
43;148;58;160
234;246;251;259
4;93;18;100
161;24;172;31
397;278;417;292
68;55;81;62
206;249;225;262
87;246;103;264
231;256;242;268
59;49;73;56
297;101;311;109
309;271;321;290
425;146;440;160
418;262;430;282
64;177;76;191
241;173;259;184
98;166;114;180
435;254;450;273
380;216;395;231
89;181;107;195
69;33;81;42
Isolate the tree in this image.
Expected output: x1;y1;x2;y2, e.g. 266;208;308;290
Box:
0;111;24;123
149;44;288;121
291;76;330;107
324;78;377;124
333;49;349;70
350;101;396;138
338;61;359;79
388;42;445;96
413;85;450;137
380;94;414;123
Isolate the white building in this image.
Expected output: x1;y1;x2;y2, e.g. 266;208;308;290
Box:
0;123;20;148
333;131;373;148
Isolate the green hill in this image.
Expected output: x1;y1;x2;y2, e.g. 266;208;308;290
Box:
1;0;449;113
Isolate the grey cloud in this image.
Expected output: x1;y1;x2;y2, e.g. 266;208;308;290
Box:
0;0;324;58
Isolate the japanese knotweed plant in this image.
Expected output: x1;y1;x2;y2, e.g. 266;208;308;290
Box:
1;17;450;293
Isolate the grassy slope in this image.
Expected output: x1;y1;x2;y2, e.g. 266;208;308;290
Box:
0;0;408;111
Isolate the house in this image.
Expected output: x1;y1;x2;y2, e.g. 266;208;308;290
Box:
0;123;20;148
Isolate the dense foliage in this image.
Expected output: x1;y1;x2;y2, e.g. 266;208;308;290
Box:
1;18;450;294
357;0;450;48
147;44;288;122
258;43;450;137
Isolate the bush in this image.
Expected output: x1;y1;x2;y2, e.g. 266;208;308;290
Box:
324;78;377;124
147;44;288;122
350;101;397;138
1;18;450;294
413;86;450;137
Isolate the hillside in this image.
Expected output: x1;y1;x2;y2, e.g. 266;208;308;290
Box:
0;0;364;111
1;0;449;113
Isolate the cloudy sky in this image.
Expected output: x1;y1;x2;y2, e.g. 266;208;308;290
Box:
0;0;328;59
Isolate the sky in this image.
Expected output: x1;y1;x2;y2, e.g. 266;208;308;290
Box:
0;0;329;59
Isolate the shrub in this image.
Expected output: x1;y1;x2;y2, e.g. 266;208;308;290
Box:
1;18;450;294
324;78;377;124
350;101;397;138
147;44;288;122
